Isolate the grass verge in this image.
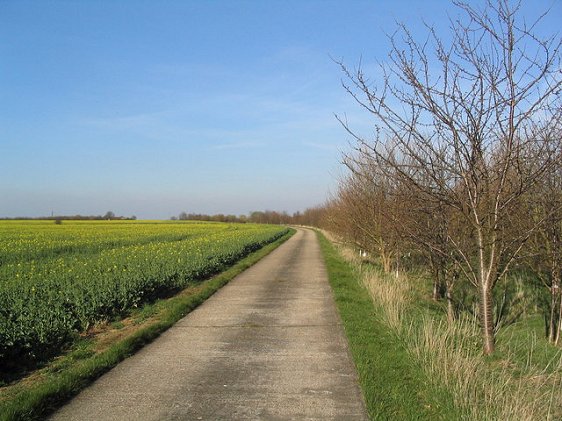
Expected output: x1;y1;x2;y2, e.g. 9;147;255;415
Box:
365;267;562;420
323;234;562;420
317;232;458;420
0;229;295;421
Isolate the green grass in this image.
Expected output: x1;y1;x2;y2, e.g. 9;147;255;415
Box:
0;229;294;421
495;315;562;375
317;232;458;420
323;237;562;419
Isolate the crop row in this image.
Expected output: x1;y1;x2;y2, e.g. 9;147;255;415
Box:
0;221;227;265
0;222;288;371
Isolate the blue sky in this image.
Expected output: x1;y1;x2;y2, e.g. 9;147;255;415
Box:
1;0;560;219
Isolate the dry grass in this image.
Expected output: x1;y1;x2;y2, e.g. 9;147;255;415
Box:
362;266;410;332
336;243;562;420
407;315;562;420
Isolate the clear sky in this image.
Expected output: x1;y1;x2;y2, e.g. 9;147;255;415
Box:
1;0;560;219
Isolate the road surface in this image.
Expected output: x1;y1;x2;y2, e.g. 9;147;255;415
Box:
49;228;368;420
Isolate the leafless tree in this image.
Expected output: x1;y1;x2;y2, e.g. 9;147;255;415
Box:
338;0;561;353
334;156;403;273
526;125;562;344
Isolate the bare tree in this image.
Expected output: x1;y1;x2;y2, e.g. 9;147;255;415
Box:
338;0;561;354
333;157;403;273
401;182;462;321
103;211;115;220
526;127;562;344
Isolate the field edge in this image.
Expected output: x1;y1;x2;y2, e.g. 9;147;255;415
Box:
316;230;460;420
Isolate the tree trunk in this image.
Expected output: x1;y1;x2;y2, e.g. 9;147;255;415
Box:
432;279;441;301
446;265;459;324
480;284;495;355
549;283;559;343
430;256;437;300
430;256;445;301
432;269;444;301
555;276;562;346
380;251;392;274
446;284;455;323
552;300;562;345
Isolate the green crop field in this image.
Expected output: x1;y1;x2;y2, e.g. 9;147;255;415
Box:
0;220;288;373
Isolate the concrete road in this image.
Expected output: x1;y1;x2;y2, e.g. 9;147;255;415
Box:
49;228;368;420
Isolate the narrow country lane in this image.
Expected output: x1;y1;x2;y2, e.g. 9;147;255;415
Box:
49;228;368;420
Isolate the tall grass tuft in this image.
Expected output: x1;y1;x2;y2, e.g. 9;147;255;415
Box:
407;315;561;420
339;245;562;420
362;266;410;332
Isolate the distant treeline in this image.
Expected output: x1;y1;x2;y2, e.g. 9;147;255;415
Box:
0;211;136;221
172;207;326;226
0;208;327;225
